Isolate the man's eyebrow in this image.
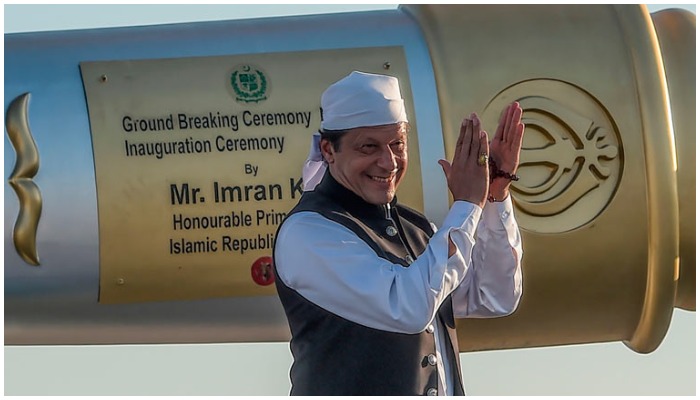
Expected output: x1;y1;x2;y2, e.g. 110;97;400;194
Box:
354;136;380;144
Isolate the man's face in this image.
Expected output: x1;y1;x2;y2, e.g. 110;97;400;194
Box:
322;123;408;205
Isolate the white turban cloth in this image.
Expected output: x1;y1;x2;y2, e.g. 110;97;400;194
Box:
302;71;409;191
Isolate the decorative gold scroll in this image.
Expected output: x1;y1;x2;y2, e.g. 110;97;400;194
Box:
80;47;422;304
6;93;42;266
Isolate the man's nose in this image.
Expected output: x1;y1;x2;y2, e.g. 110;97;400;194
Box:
377;146;398;171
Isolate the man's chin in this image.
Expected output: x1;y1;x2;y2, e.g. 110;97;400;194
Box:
365;191;395;205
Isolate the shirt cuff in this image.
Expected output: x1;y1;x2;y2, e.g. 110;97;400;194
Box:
432;201;481;292
482;194;515;232
443;200;482;237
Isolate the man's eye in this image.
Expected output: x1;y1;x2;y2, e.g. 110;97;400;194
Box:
360;144;377;152
391;142;405;151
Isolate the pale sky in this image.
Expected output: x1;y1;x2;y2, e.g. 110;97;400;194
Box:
3;3;697;396
4;4;695;33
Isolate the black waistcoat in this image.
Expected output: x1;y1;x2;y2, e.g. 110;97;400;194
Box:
274;172;465;396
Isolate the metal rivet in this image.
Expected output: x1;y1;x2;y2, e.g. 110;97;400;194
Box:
383;62;391;70
100;74;108;83
386;226;398;237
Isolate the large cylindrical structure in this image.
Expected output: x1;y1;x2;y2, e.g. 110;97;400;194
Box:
4;5;694;354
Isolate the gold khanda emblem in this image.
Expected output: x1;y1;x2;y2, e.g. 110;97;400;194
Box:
484;79;622;233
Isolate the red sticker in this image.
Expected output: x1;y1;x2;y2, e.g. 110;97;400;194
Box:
251;256;275;286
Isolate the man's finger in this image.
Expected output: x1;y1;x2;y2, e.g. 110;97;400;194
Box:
480;130;490;164
470;113;481;158
438;159;451;181
507;103;522;143
459;116;473;165
503;103;515;143
511;122;525;152
494;106;507;142
455;118;467;162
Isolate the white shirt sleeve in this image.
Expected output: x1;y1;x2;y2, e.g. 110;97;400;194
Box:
275;201;482;334
451;195;523;318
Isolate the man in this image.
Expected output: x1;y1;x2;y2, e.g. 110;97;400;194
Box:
274;71;523;395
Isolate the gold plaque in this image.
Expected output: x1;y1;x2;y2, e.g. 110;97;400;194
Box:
81;47;423;304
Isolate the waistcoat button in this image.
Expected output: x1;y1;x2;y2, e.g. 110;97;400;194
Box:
426;325;435;334
386;225;398;236
405;254;414;264
426;388;438;396
427;354;437;366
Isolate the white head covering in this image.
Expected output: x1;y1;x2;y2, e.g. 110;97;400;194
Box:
302;71;408;191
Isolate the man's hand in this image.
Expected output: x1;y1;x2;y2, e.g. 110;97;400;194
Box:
489;102;525;201
438;113;490;209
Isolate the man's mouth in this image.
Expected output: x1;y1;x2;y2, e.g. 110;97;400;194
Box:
369;175;394;183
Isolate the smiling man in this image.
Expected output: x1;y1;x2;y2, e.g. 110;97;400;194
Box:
273;71;524;396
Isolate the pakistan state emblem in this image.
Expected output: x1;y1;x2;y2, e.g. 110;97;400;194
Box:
230;65;268;103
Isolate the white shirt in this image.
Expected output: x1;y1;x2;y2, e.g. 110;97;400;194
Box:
275;197;523;395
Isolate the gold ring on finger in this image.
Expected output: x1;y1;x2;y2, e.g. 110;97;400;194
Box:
477;152;488;166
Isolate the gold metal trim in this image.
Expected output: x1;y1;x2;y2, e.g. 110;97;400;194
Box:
6;93;42;266
651;9;696;311
616;5;679;354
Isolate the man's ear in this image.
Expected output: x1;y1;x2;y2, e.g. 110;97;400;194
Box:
320;138;335;164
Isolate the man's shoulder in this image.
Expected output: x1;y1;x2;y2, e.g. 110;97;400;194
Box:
289;189;340;215
280;190;344;230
